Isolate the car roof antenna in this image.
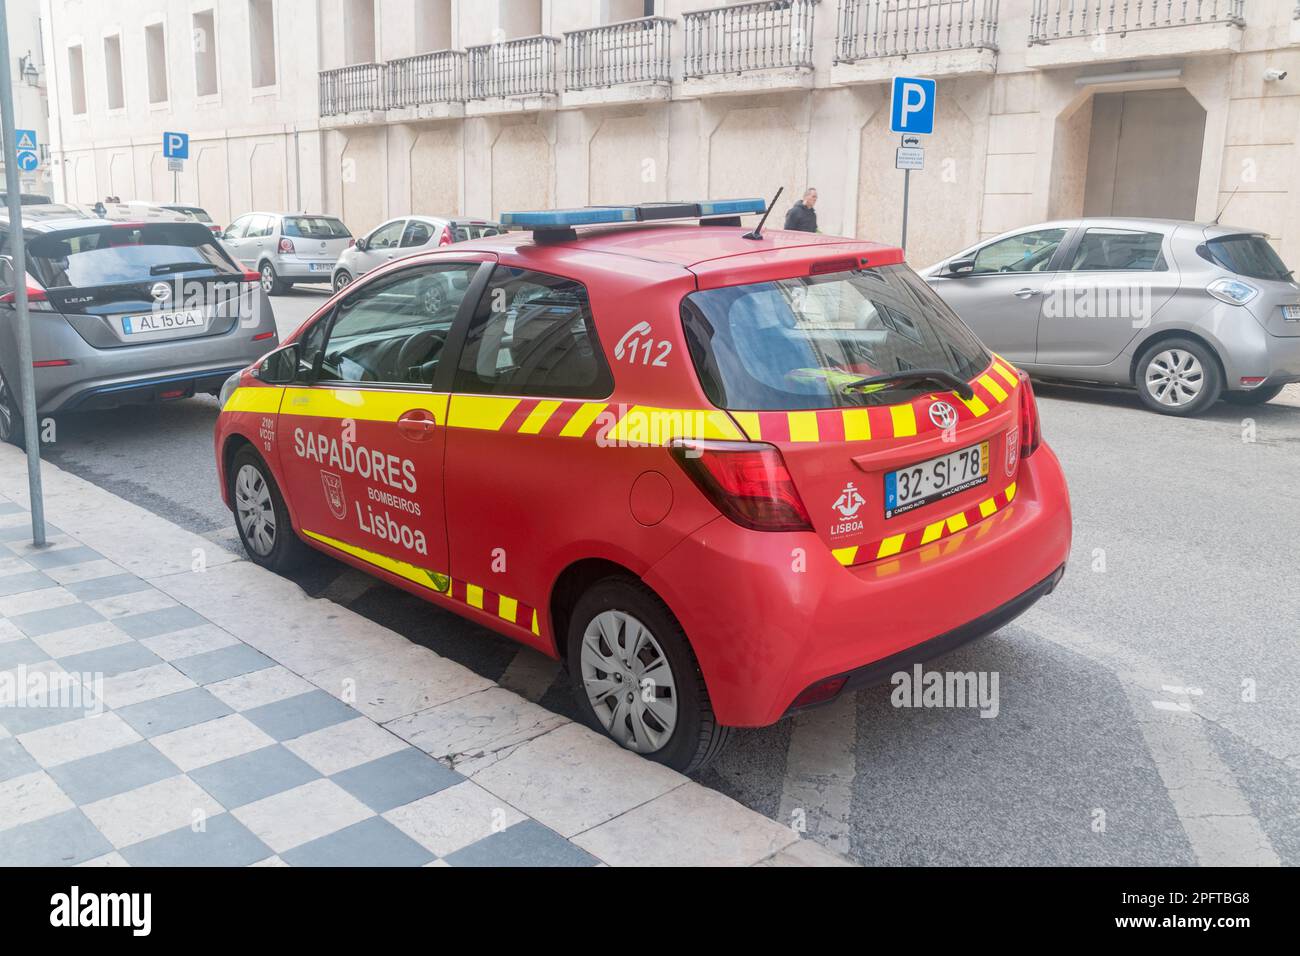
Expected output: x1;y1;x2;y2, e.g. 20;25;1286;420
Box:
1212;186;1238;226
743;187;783;241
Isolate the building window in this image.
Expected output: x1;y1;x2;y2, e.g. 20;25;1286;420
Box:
345;0;376;65
607;0;655;22
499;0;542;40
103;35;125;110
193;10;219;96
415;0;452;52
67;45;87;115
249;0;277;88
145;22;169;104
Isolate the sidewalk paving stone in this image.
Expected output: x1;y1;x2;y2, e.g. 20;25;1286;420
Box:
118;813;273;868
188;745;322;809
244;689;360;742
280;816;434;868
116;687;233;737
444;819;600;867
0;809;114;866
330;747;463;813
172;643;275;684
46;741;181;806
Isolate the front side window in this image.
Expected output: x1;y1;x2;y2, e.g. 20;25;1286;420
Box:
972;229;1067;275
682;265;989;411
224;216;251;239
367;220;406;250
1069;229;1166;271
454;267;613;399
318;264;476;386
246;215;273;238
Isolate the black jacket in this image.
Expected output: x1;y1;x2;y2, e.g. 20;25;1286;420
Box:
784;200;818;233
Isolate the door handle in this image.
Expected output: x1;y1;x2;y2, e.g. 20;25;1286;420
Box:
397;409;438;442
1012;288;1042;299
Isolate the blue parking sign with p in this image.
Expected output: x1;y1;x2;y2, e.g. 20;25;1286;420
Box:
163;132;189;160
890;77;936;136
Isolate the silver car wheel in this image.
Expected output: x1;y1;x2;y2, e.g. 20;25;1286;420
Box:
235;464;277;557
260;265;275;295
1146;348;1205;407
580;610;678;754
334;271;352;293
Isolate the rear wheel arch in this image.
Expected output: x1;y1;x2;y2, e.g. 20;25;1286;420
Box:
1129;328;1226;387
549;558;641;662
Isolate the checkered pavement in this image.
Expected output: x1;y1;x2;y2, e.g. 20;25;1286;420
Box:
0;500;601;867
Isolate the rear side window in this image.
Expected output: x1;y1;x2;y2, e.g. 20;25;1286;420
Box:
283;216;350;239
454;267;613;399
26;224;240;289
1068;229;1166;271
682;265;989;411
453;223;502;242
1202;234;1292;282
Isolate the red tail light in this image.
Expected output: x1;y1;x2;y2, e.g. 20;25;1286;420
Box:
670;440;813;532
439;226;453;246
0;287;53;310
1017;370;1042;459
278;237;295;254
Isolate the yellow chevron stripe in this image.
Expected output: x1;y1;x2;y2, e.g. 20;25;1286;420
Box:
992;359;1019;388
604;406;745;444
832;546;859;566
960;393;990;417
282;387;450;425
518;400;562;435
559;402;608;438
978;497;998;519
498;595;518;624
224;387;284;415
946;513;969;533
448;394;520;431
302;530;449;593
1005;481;1017;502
921;520;946;545
978;374;1008;403
877;534;906;559
731;411;761;441
466;583;484;609
788;411;820;443
890;405;917;438
842;408;871;441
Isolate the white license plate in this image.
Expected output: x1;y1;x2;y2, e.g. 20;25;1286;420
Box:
1283;304;1300;321
121;310;205;336
885;441;990;519
309;263;331;272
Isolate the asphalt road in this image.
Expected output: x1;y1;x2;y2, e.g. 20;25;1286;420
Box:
36;287;1300;865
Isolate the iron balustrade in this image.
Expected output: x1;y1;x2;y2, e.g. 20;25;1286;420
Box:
1029;0;1246;41
836;0;999;60
565;17;674;90
387;50;467;108
318;63;387;116
683;0;819;78
467;36;561;99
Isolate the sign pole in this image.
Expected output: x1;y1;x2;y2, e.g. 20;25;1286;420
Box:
0;2;47;546
901;167;911;253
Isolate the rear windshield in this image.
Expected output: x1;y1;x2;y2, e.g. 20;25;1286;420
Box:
453;223;502;242
171;206;213;224
26;223;239;289
682;265;990;411
282;216;351;239
1203;234;1292;282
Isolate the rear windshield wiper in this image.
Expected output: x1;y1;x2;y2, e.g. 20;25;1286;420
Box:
844;369;974;401
150;262;218;276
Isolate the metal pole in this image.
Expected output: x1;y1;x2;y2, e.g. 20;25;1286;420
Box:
0;2;47;546
901;167;911;253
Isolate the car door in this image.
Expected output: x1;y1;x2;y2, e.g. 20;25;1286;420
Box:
274;258;491;590
221;216;252;263
1036;226;1179;368
358;219;407;274
928;226;1072;364
236;214;273;268
400;219;436;253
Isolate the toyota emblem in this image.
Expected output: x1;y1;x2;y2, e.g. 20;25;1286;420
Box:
929;401;958;430
150;282;172;302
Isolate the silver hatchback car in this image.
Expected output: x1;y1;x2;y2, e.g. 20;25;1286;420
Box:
221;212;353;295
923;218;1300;415
330;215;502;293
0;203;277;445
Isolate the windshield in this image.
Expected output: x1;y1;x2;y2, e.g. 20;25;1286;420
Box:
682;265;990;410
26;223;239;289
1204;235;1292;282
283;216;351;239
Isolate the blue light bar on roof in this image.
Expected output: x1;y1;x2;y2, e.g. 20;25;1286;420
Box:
500;199;767;233
500;207;638;229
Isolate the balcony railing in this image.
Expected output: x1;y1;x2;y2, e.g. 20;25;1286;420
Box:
319;63;387;116
836;0;999;60
565;17;674;90
467;36;561;99
684;0;819;79
1029;0;1245;42
387;50;467;108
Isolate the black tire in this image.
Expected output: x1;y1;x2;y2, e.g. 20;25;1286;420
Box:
0;368;24;447
566;576;729;774
229;445;310;572
332;270;353;294
1135;337;1222;416
259;261;290;296
1222;383;1285;407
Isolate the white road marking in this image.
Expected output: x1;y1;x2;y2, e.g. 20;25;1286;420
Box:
1028;609;1281;866
498;647;561;702
777;693;858;857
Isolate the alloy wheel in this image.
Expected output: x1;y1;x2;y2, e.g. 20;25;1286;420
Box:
260;265;275;294
334;272;352;293
235;463;276;556
1146;349;1205;407
580;610;678;754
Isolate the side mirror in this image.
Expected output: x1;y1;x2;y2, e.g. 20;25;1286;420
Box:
947;257;976;276
253;343;300;385
356;237;369;252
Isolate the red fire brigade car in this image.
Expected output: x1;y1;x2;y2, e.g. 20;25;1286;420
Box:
214;199;1072;772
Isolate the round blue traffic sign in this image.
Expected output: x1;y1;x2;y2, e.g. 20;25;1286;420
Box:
16;150;39;172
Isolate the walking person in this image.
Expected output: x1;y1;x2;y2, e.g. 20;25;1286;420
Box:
784;188;818;233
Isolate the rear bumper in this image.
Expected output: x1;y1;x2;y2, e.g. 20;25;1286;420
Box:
643;444;1073;727
272;255;336;281
57;364;251;412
